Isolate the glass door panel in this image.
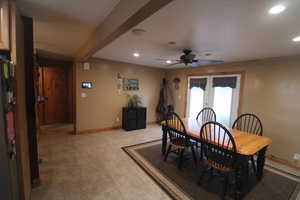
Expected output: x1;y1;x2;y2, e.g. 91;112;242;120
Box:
212;87;233;127
187;77;208;118
186;75;240;127
189;87;204;118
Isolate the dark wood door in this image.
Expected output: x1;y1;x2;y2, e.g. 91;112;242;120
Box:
43;67;68;124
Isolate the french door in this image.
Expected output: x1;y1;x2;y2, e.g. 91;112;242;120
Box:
186;74;241;127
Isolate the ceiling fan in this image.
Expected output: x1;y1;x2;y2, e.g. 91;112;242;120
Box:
157;49;223;67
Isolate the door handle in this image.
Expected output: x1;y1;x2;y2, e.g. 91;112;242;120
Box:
37;96;48;103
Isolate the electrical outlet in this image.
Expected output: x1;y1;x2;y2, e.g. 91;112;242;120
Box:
293;153;300;161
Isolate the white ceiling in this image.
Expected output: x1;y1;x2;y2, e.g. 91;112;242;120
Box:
18;0;120;57
93;0;300;68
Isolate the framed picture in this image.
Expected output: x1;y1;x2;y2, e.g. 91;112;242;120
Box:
123;78;139;91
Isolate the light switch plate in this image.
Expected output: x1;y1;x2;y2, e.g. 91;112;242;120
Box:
81;93;87;98
293;153;300;161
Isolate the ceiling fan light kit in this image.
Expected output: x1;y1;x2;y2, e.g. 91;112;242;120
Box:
157;49;224;67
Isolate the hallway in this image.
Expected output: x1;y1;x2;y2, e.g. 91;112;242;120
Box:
31;125;170;200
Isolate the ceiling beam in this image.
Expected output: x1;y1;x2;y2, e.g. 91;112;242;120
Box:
74;0;174;61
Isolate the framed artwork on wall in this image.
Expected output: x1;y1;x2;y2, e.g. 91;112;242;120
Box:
123;78;139;91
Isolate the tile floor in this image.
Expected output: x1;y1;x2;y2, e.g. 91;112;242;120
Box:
32;124;300;200
32;124;171;200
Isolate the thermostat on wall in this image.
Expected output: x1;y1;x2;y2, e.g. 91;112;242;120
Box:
82;82;92;89
83;62;90;70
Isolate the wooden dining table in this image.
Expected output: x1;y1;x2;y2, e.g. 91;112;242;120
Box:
161;118;272;199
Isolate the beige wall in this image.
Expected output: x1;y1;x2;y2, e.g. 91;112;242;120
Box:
76;59;165;132
10;3;31;200
165;56;300;162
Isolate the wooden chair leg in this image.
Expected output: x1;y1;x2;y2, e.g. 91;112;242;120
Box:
222;174;229;200
209;166;214;179
198;143;204;161
251;156;256;174
164;144;172;161
178;149;185;169
191;146;197;167
197;167;205;185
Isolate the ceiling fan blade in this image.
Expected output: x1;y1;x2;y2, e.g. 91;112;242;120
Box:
167;62;181;66
191;62;200;67
190;59;223;67
156;58;180;62
194;59;224;64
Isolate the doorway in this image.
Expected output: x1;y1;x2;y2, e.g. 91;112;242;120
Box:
39;66;68;124
186;73;241;127
36;57;75;127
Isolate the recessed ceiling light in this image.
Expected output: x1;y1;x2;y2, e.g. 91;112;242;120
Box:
133;53;140;57
132;28;146;36
166;60;172;64
293;36;300;42
269;4;286;14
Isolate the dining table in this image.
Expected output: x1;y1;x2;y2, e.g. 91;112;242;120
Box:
161;118;272;199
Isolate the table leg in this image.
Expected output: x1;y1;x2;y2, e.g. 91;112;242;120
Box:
256;146;267;181
161;125;167;154
235;155;249;200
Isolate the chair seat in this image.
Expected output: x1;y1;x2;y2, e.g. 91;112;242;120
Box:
203;150;235;172
203;158;234;172
170;138;192;149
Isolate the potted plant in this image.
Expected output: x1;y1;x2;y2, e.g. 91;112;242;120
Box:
127;94;142;107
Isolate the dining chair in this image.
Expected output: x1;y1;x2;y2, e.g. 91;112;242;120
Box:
196;107;216;124
232;113;263;173
195;107;216;154
164;112;197;169
199;121;238;199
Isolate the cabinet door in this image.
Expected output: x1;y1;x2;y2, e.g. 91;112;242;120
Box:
137;108;146;129
127;119;137;131
0;69;19;200
0;0;10;50
127;109;137;119
123;108;137;131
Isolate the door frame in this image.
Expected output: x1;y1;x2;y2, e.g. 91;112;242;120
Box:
36;56;75;127
184;71;245;118
23;16;40;188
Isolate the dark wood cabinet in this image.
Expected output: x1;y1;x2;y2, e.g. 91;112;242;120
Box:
122;107;146;131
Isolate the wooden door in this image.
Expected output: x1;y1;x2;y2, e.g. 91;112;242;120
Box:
43;66;68;124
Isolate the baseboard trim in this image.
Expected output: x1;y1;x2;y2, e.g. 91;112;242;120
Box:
147;121;158;125
77;121;158;134
266;154;300;170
